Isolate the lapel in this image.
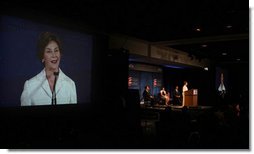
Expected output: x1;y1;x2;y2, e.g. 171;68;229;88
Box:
55;69;63;95
40;70;52;98
40;68;64;97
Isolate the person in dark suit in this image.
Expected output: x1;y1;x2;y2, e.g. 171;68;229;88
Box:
142;85;154;106
173;85;181;105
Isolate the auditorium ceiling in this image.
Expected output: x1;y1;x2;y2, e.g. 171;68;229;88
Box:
1;0;249;64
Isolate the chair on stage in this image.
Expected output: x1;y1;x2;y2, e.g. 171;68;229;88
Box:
158;92;170;105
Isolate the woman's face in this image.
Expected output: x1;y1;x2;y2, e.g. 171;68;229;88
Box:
43;41;61;72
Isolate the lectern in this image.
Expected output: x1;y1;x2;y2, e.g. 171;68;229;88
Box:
184;89;198;107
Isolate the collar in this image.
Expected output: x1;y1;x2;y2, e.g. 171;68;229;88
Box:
40;68;64;98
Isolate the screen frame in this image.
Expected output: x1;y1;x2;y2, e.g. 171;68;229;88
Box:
0;10;108;108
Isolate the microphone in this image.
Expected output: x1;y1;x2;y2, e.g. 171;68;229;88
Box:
52;72;59;105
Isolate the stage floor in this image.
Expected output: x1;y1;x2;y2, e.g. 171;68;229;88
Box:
140;104;213;111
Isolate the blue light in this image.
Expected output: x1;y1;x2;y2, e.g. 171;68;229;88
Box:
164;65;184;69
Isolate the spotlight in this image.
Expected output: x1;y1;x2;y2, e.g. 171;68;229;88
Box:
196;28;201;32
226;25;232;29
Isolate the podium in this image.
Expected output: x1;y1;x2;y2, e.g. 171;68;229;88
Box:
184;89;198;107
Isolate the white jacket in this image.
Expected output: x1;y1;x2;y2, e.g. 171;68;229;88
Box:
21;69;77;106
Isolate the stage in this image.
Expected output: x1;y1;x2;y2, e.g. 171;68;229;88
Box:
140;104;213;112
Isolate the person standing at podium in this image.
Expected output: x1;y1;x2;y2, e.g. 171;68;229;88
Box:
182;81;188;106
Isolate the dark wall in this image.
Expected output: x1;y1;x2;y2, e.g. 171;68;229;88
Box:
218;62;249;106
96;48;129;108
90;34;109;104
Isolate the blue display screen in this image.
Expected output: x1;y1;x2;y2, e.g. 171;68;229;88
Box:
0;15;93;107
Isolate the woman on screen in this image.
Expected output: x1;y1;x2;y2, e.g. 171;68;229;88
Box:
21;32;77;106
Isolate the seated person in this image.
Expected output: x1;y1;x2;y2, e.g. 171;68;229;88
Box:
173;85;181;105
160;87;170;105
142;85;154;106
